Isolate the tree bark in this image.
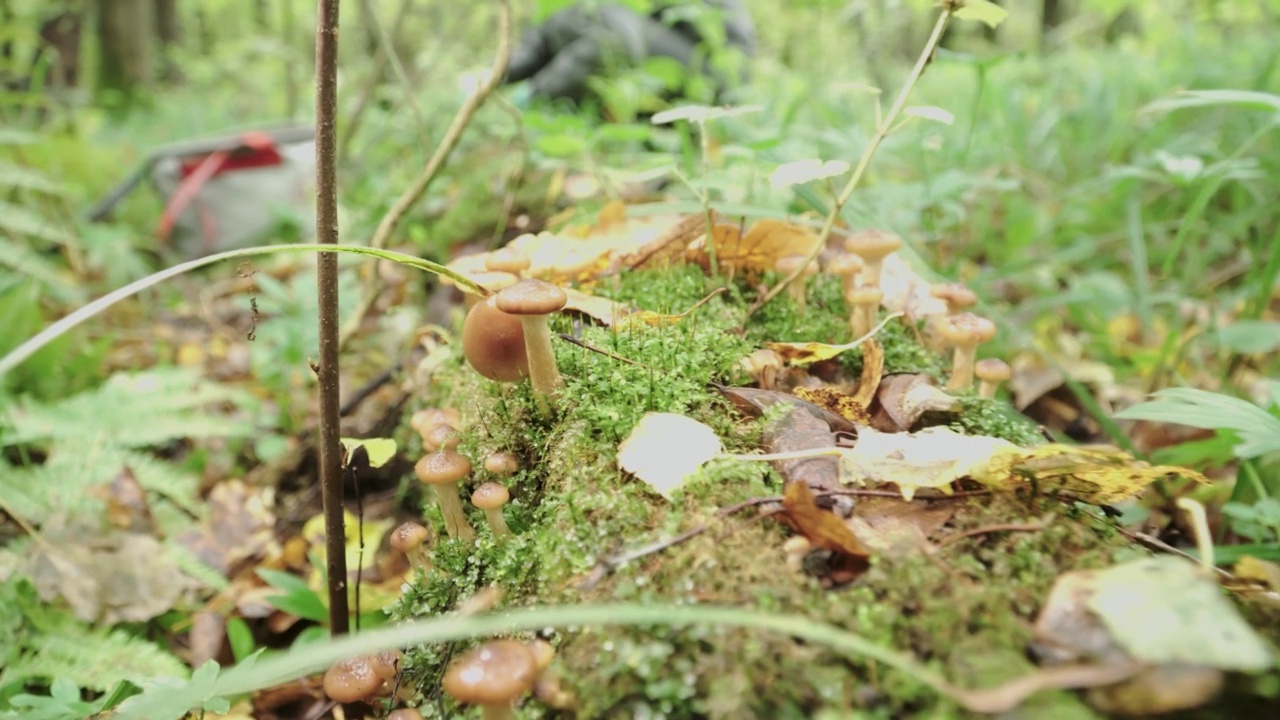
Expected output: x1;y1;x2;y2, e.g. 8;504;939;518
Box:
97;0;153;106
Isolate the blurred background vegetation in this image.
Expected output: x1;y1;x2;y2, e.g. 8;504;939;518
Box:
1;0;1278;714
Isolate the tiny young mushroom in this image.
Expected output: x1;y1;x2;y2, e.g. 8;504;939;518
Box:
775;254;818;314
936;312;998;391
368;649;404;684
390;521;433;572
485;246;531;278
442;639;539;720
843;230;902;289
463;295;529;383
930;282;978;315
472;482;513;538
975;357;1012;399
422;423;461;452
411;408;461;439
323;656;385;705
825;252;864;295
846;284;883;339
415;450;477;541
495;279;568;406
484;451;521;478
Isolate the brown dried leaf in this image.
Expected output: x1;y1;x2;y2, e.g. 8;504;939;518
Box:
622;211;712;270
761;405;842;496
973;444;1211;504
716;384;857;434
90;466;159;535
177;479;278;575
690;219;820;277
793;387;871;425
781;481;870;569
871;373;958;432
847;496;958;557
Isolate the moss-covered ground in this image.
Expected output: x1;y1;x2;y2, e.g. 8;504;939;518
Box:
386;265;1278;719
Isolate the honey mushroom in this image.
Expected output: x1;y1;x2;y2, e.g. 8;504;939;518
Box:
843;229;902;289
494;279;568;407
485;246;531;279
443;639;539;720
846;284;883;339
975;358;1012;399
390;521;433;573
461;270;518;310
322;656;384;705
936;312;997;391
422;423;461;452
484;451;521;478
415;450;477;541
471;482;513;538
825;252;864;295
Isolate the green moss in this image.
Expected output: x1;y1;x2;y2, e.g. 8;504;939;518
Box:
387;264;1254;718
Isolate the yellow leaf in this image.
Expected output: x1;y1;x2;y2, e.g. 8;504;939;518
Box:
617;412;723;500
838;427;1015;501
614;288;726;331
971;444;1210;504
691;219;820;277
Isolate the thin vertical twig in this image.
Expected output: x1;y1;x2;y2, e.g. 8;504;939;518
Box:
315;0;350;636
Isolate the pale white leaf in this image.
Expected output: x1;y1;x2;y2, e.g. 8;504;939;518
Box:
651;104;763;125
904;106;955;125
838;426;1014;500
617;413;723;499
769;159;850;191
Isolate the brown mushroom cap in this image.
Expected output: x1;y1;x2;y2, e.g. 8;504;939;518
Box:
465;271;519;297
485;247;531;276
423;423;461;452
390;521;430;553
845;285;883;306
937;312;996;345
323;656;384;703
974;358;1012;383
484;451;521;476
843;229;902;262
495;279;567;316
415;451;472;487
462;295;529;382
443;639;538;707
411;408;461;437
387;709;425;720
930;282;978;312
527;639;555;671
471;482;510;511
369;649;404;682
826;253;864;277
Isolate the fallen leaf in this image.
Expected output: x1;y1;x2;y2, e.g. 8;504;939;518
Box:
301;510;400;611
838;426;1016;500
90;466;160;535
621;211;712;271
715;384;858;434
562;287;631;326
794;386;872;425
690;219;820;277
973;444;1210;505
847;496;957;557
871;373;958;432
780;481;870;578
28;521;202;624
763;315;899;367
1235;555;1280;590
617;412;724;499
761;405;843;497
177;479;278;576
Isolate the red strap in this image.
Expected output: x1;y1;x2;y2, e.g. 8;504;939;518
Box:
157;149;229;242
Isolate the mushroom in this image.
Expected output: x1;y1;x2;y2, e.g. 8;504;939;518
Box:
846;284;883;339
422;423;461;452
975;358;1011;399
825;252;864;295
462;270;518;310
495;279;568;406
843;230;902;289
775;254;818;314
936;313;997;391
387;709;425;720
471;482;513;538
323;656;384;704
390;521;432;572
930;282;977;314
463;294;529;382
442;639;539;720
411;408;461;439
484;451;521;477
369;649;404;683
415;451;476;541
485;246;531;278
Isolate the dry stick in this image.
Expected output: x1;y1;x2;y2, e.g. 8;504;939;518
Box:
314;0;349;636
337;0;514;349
747;6;955;318
935;521;1047;548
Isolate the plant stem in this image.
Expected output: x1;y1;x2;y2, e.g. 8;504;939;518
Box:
314;0;349;636
751;7;954;314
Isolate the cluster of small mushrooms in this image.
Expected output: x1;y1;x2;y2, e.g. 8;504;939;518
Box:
809;229;1011;398
327;227;1014;714
321;638;572;717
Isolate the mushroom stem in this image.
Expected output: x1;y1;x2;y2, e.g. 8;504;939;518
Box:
520;316;562;400
436;485;475;542
978;377;1001;399
948;342;979;391
482;508;512;538
481;706;515;720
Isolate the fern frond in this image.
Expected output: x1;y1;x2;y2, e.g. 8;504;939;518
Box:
0;200;76;246
0;162;65;194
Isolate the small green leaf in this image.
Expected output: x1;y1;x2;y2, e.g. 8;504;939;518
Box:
1115;388;1280;459
1214;320;1280;354
533;134;587;158
340;437;397;468
954;0;1008;28
256;570;327;622
225;618;255;663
